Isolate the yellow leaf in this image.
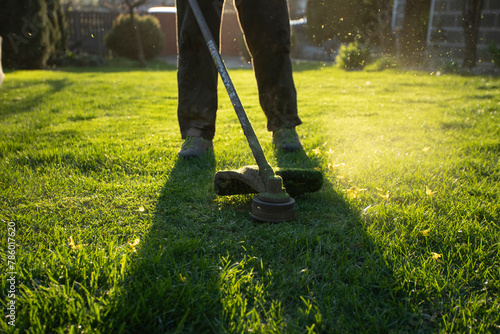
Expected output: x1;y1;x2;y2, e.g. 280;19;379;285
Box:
431;252;441;260
378;191;390;200
426;186;437;197
68;236;75;248
68;236;86;250
128;238;140;247
420;228;431;237
179;273;187;283
328;162;345;170
423;147;431;152
376;187;384;192
128;238;140;252
345;186;366;199
312;148;321;155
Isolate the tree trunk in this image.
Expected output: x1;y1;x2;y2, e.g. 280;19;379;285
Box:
400;0;431;63
128;3;147;67
462;0;483;69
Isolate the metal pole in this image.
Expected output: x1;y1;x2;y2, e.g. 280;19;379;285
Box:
187;0;275;180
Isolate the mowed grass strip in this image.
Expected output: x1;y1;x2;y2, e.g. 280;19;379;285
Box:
0;60;499;333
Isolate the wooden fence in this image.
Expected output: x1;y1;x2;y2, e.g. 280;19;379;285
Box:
65;10;119;55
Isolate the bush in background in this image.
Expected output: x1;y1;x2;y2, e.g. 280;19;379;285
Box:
488;42;500;67
48;51;107;67
0;0;67;69
364;55;398;72
0;0;50;69
335;42;371;70
105;14;164;61
438;60;460;74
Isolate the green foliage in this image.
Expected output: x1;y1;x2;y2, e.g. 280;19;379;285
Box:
438;59;461;73
0;0;67;69
47;0;68;54
48;51;107;67
307;0;386;45
335;41;371;70
0;0;52;69
399;0;431;62
364;55;398;72
488;42;500;67
105;14;165;61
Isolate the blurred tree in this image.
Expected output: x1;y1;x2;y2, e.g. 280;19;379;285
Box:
306;0;392;48
462;0;484;68
400;0;431;63
0;0;51;69
0;0;67;69
306;0;370;45
48;0;68;55
124;0;147;67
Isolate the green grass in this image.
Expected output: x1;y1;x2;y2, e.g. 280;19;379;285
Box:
0;59;499;333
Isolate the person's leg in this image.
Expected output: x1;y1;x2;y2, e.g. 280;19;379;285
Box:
0;37;4;86
176;0;224;141
235;0;302;133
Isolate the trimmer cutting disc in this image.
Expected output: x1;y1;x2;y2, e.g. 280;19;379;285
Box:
250;196;296;222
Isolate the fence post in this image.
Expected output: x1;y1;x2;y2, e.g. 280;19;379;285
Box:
74;12;82;42
65;9;119;55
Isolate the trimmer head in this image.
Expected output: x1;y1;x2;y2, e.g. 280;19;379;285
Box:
214;165;323;222
250;196;295;222
214;166;323;197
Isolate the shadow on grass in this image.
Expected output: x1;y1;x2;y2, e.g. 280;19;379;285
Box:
106;150;414;332
104;154;227;332
0;79;70;118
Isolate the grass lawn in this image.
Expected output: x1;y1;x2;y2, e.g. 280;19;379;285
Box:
0;59;499;333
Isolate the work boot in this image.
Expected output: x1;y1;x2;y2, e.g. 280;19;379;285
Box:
272;128;303;152
178;136;213;159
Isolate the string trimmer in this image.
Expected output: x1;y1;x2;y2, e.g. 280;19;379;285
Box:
188;0;322;222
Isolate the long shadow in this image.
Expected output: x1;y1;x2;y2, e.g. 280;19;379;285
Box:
0;79;70;118
106;149;414;332
105;154;230;333
273;150;411;331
